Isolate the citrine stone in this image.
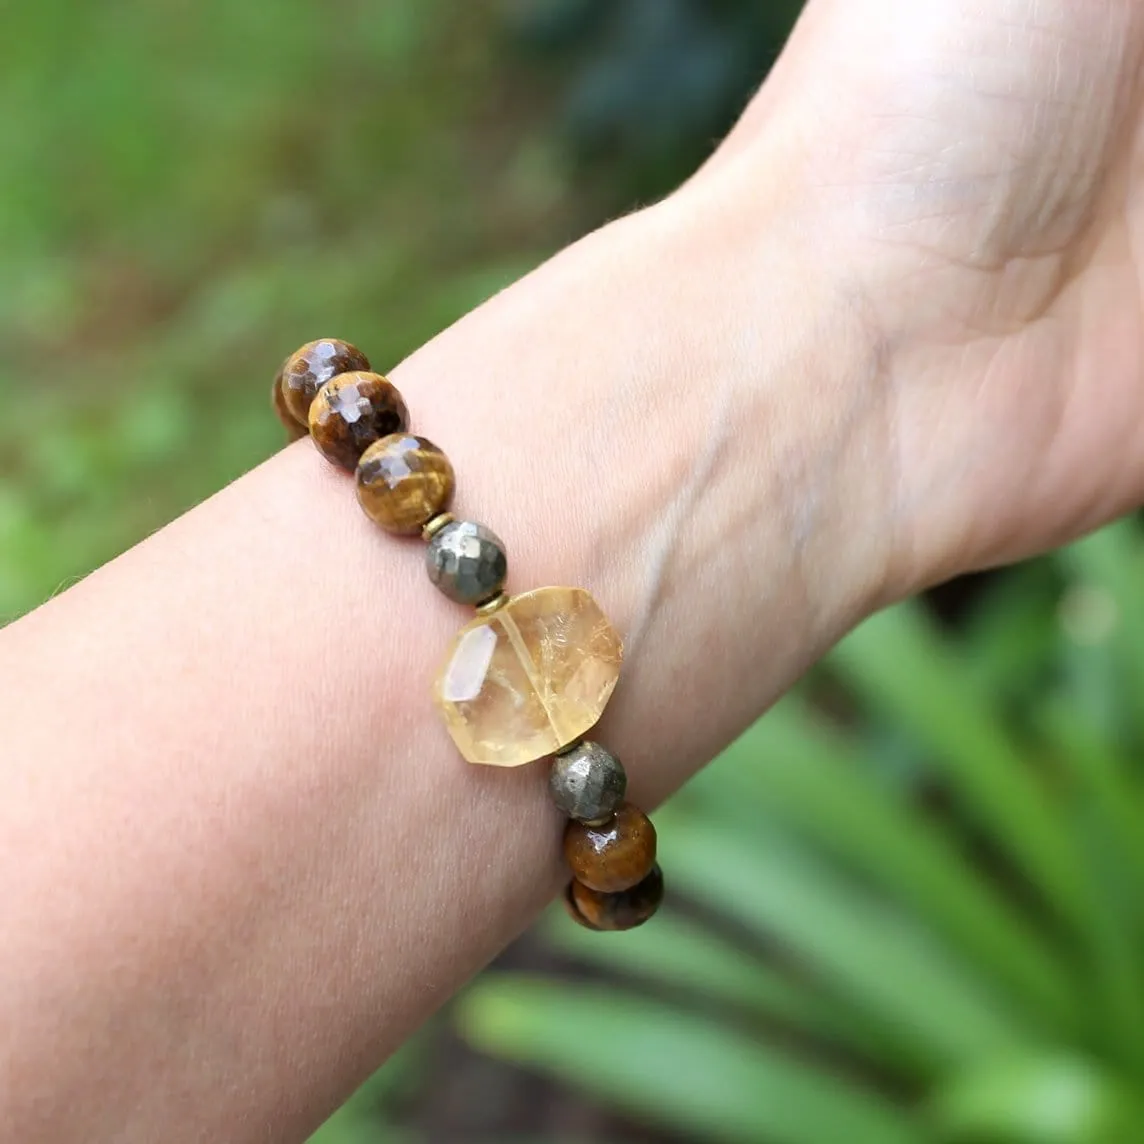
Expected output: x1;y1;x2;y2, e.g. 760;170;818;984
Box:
433;586;623;766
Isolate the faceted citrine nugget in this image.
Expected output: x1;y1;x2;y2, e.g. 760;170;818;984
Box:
309;371;408;470
433;586;622;766
356;434;455;534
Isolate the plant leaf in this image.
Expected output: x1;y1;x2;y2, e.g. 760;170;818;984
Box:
458;975;923;1144
667;815;1031;1070
1059;521;1144;748
829;601;1086;931
708;698;1079;1035
544;906;919;1074
932;1053;1144;1144
1035;698;1144;1075
960;561;1060;700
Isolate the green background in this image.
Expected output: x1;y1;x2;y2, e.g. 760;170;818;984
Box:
4;2;1144;1141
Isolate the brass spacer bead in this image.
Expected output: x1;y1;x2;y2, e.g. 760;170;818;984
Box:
421;512;455;542
554;737;585;757
582;814;615;828
475;591;508;615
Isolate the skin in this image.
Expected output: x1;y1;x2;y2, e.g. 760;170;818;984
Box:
3;1;1144;1139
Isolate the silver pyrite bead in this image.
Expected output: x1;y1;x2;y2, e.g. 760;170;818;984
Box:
549;741;627;822
425;519;508;606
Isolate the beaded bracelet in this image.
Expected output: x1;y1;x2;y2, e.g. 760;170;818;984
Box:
273;338;663;931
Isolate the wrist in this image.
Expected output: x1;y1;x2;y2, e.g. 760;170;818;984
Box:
393;184;898;803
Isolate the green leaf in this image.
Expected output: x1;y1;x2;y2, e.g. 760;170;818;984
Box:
665;815;1031;1070
1059;521;1144;747
961;561;1060;700
545;906;916;1073
932;1054;1144;1144
1035;699;1144;1073
830;601;1086;931
1037;702;1144;884
708;698;1079;1034
458;976;923;1144
308;1109;414;1144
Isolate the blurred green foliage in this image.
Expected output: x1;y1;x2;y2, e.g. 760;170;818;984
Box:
8;1;1143;1142
461;523;1144;1143
0;0;565;621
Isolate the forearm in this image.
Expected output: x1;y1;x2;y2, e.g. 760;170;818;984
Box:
0;178;891;1141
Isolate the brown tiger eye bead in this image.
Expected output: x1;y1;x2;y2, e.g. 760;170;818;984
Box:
563;865;664;931
563;802;656;893
272;368;309;440
356;434;455;535
279;338;370;423
308;371;409;470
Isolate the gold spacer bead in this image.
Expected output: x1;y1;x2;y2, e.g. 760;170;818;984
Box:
582;814;615;828
421;512;455;542
474;591;508;616
554;737;584;758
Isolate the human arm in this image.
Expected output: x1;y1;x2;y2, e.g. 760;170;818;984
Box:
5;2;1144;1139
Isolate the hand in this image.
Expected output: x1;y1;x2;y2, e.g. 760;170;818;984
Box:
712;0;1144;589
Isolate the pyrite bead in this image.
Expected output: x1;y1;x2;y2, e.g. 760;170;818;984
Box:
563;802;656;893
356;434;455;534
308;371;409;470
280;338;370;423
564;865;664;931
549;741;626;822
425;520;507;606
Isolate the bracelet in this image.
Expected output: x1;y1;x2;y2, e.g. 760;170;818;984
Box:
273;338;664;931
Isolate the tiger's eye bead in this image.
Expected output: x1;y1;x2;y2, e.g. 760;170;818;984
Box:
356;434;455;534
425;520;507;606
563;802;656;893
563;865;664;931
272;368;309;440
308;371;409;470
280;338;370;423
549;741;626;822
